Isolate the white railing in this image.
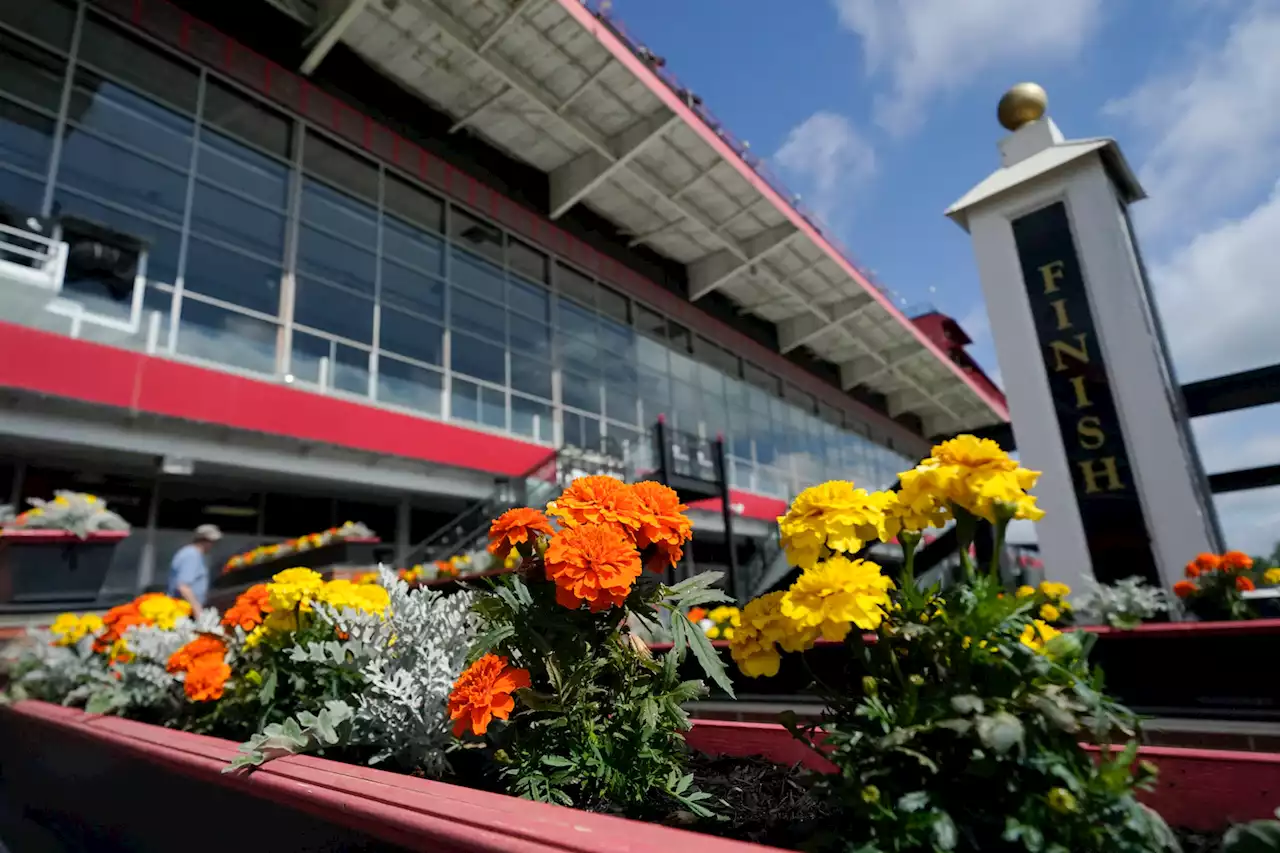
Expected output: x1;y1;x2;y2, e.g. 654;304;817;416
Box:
0;220;68;299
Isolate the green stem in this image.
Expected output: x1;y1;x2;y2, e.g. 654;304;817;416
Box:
989;518;1008;582
954;507;977;581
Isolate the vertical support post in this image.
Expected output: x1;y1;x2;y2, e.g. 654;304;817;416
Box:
715;434;738;600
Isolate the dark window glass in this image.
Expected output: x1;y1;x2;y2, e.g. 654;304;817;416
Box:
380;260;444;320
303;132;377;201
508;318;551;362
743;362;781;395
176;296;277;374
78;18;199;114
0;38;66;112
562;370;600;414
0;0;76;51
0;165;45;216
451;332;505;384
183;237;281;316
300;180;376;245
696;337;740;378
382;216;443;275
450;379;503;429
383;173;442;234
478;384;506;429
53;191;181;285
155;481;261;535
508;277;549;323
202;79;291;158
606;384;637;424
71;73;193;166
333;343;370;395
377;355;442;416
562;411;601;452
450;208;502;263
379;306;443;365
289;330;330;384
263;492;334;537
294;275;374;343
450;288;504;341
508;238;547;284
510;356;552;400
0;99;54;180
666;321;691;353
336;499;396;540
197;130;289;209
556;261;596;308
451;247;504;302
556;299;597;342
560;336;598;374
57;131;187;223
511;395;553;442
598;317;633;360
297;225;375;294
190;182;286;261
598;285;628;323
634;304;665;340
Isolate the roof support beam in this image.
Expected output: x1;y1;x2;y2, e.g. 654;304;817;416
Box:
476;0;546;53
549;109;679;219
688;223;799;300
300;0;372;75
840;346;931;389
778;295;875;353
886;392;915;419
449;87;510;133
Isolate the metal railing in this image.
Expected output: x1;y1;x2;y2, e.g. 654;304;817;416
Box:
0;221;68;294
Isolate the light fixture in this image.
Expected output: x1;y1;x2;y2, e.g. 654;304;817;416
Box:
203;505;258;518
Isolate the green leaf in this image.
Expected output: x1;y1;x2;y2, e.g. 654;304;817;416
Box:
1223;819;1280;853
897;791;929;813
258;668;277;705
932;812;958;850
950;694;984;715
976;711;1024;755
84;690;119;716
676;615;736;699
663;572;733;610
472;622;516;658
540;755;574;768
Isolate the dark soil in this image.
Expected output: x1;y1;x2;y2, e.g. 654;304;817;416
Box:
685;752;831;850
1175;828;1223;853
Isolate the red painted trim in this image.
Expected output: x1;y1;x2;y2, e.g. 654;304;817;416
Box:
1077;618;1280;638
0;322;551;478
554;0;1009;423
0;530;130;543
6;701;782;853
685;719;836;773
689;491;788;523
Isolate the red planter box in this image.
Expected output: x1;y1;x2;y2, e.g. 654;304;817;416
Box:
0;529;129;612
2;700;1274;851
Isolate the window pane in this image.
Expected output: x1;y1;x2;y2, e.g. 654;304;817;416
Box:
303;132;377;201
0;100;54;180
184;237;281;315
508;277;549;324
562;370;600;414
556;299;597;343
0;166;44;215
189;182;286;261
510;356;552;400
297;225;375;294
202;79;291;158
667;321;690;353
197;131;288;209
635;304;665;340
382;216;443;275
563;411;601;452
57;131;188;222
295;276;373;343
0;37;66;112
450;288;504;341
71;74;193;167
176;297;277;374
597;285;628;323
377;355;441;416
479;385;505;429
383;173;442;234
508;238;547;284
289;330;329;384
511;395;552;442
451;248;504;302
380;260;443;320
450;377;479;425
451;332;505;384
0;0;76;50
450;208;502;263
606;384;637;424
556;262;596;308
636;336;667;372
560;336;598;374
53;191;181;285
334;343;370;395
508;318;551;362
379;306;443;365
301;181;376;245
78;18;199;114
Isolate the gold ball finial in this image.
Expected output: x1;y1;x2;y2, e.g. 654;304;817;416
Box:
997;82;1048;131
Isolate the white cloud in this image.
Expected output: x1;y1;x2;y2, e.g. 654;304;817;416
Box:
833;0;1101;134
1104;3;1280;238
773;111;876;227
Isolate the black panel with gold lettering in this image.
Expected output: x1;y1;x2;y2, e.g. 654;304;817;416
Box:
1011;202;1159;585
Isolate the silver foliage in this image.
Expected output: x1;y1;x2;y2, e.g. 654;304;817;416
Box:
6;491;131;537
1078;576;1174;630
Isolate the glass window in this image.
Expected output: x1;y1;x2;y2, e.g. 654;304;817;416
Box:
556;261;596;308
70;73;193;167
562;370;600;414
189;182;287;261
559;335;598;374
450;287;504;341
377;354;442;416
202;79;291;158
451;247;504;303
634;304;665;340
598;317;634;359
0;0;76;51
380;260;443;320
451;379;506;430
508;238;547;284
382;215;443;275
508;277;549;324
636;336;667;372
0;161;44;214
511;395;552;442
0;37;66;113
333;343;370;395
597;285;628;323
301;180;376;244
669;350;697;383
379;306;443;365
289;330;330;385
263;492;334;537
0;99;54;178
294;275;373;343
667;321;691;354
510;356;552;400
383;173;442;234
303;131;377;201
562;411;601;452
744;361;780;395
183;237;282;316
605;384;638;424
176;296;277;375
451;332;505;384
57;130;188;223
197;130;289;210
450;208;502;263
556;299;597;343
297;225;375;294
78;18;199;114
508;318;551;362
53;191;182;285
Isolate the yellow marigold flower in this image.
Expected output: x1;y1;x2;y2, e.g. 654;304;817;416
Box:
1047;787;1078;814
1015;585;1036;598
315;579;390;616
1265;568;1280;586
1019;619;1062;655
1039;603;1061;622
267;567;326;612
49;613;104;646
778;481;892;569
136;594;192;630
900;435;1042;524
244;625;268;648
1039;581;1071;600
729;592;814;678
878;485;949;541
780;556;894;642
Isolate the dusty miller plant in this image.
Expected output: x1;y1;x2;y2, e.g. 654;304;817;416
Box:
228;568;475;775
1078;577;1174;630
7;491;131;537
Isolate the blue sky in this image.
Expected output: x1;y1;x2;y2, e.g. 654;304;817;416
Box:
606;0;1280;555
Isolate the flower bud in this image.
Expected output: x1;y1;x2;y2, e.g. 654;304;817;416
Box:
862;675;878;696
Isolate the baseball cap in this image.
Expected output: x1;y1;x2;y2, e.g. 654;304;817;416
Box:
195;523;223;542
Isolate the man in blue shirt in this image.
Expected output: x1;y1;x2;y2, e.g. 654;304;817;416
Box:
167;524;221;614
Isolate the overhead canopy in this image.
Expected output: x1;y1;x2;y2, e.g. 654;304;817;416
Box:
267;0;1009;434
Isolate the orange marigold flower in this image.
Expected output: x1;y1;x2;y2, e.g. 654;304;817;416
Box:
435;560;459;579
183;657;231;702
93;601;145;653
1184;562;1200;579
630;481;693;572
221;584;272;631
166;634;227;673
544;523;643;612
1222;551;1254;572
487;507;555;558
546;475;644;535
1194;553;1223;573
448;653;531;737
1237;575;1256;592
1173;580;1198;599
687;607;708;623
